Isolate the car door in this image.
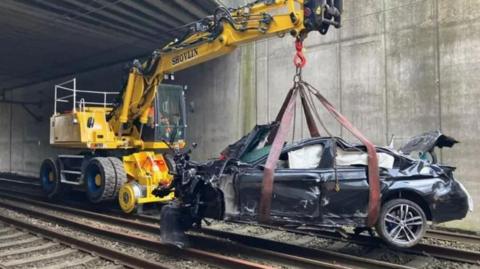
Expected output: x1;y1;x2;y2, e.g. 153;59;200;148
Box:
320;142;370;225
234;140;333;222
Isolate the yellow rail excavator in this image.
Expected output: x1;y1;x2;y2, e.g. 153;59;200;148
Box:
40;0;342;213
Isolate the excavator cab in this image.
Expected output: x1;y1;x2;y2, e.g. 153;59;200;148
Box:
141;84;187;144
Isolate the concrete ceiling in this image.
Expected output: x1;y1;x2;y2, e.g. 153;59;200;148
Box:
0;0;218;90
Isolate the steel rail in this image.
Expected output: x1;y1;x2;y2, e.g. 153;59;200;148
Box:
1;177;475;245
117;211;480;264
0;177;41;187
0;174;38;182
426;229;480;245
199;227;413;269
1;182;479;265
0;193;347;269
0;198;275;269
229;220;480;265
303;228;480;264
0;214;167;269
0;193;411;269
2;176;479;245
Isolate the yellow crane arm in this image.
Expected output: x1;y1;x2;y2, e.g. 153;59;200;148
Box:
109;0;342;141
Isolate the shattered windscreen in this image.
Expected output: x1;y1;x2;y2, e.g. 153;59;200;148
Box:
220;123;275;161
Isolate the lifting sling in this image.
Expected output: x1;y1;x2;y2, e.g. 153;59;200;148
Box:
259;40;380;227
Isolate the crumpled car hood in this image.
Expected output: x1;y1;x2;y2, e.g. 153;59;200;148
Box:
399;130;458;154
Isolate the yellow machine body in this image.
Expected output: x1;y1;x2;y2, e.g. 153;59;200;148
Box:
50;107;117;149
119;152;175;213
50;107;184;150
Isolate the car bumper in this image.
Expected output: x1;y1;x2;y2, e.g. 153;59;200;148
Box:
430;179;472;223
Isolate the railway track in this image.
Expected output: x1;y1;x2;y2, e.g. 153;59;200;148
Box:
426;229;480;245
0;199;277;269
108;205;480;266
129;214;480;265
225;220;480;265
0;216;162;268
0;177;41;187
1;178;479;267
3;176;480;243
0;192;412;269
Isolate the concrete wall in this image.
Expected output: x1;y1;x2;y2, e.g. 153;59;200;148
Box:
176;0;480;230
0;99;11;172
0;63;125;177
0;0;479;230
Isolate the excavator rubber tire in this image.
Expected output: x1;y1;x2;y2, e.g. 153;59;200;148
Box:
106;157;128;198
84;157;116;203
40;158;62;199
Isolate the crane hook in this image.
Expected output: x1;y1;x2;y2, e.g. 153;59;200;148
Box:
293;39;306;68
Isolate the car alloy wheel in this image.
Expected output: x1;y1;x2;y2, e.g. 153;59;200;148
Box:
376;198;427;248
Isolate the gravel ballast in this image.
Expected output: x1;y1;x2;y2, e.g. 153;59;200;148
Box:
0;206;217;269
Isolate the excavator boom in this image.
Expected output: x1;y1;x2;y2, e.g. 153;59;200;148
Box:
109;0;342;148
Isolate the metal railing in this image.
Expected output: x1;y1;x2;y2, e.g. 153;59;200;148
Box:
54;78;119;114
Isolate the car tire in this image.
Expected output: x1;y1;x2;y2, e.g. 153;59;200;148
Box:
376;198;427;248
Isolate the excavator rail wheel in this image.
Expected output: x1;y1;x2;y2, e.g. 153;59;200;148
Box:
119;183;141;214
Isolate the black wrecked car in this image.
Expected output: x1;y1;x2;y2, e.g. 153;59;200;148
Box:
155;125;473;248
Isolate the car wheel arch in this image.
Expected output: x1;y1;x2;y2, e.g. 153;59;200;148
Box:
381;189;432;221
